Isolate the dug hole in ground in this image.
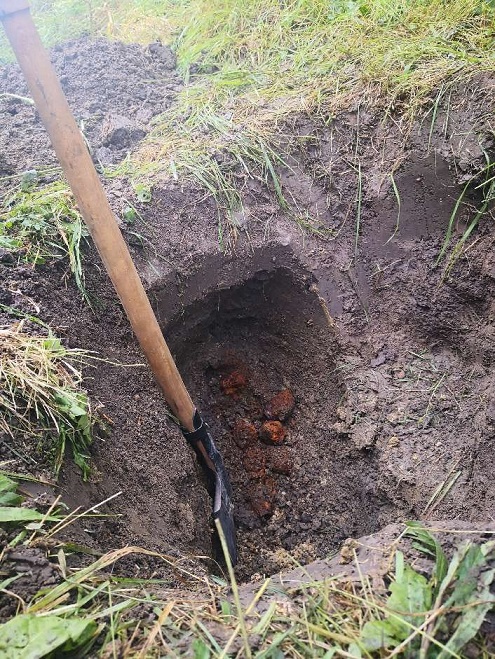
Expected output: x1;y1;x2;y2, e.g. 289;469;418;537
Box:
0;38;494;610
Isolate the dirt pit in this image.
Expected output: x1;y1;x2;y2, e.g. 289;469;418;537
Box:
160;250;400;577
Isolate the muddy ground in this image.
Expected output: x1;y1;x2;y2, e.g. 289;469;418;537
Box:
1;38;495;585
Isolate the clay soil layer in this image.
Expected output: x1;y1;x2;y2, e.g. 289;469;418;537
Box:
0;39;494;582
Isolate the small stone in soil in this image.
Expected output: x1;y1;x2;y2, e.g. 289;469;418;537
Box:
232;418;258;448
259;420;286;445
220;370;248;397
242;445;267;479
264;389;295;421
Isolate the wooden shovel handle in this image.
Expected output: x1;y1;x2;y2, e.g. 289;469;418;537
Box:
0;1;196;430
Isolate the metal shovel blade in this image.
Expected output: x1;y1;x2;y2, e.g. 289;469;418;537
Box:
182;410;237;566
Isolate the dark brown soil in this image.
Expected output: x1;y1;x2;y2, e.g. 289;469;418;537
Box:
1;38;495;589
0;547;60;620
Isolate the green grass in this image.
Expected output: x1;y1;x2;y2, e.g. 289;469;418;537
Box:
2;1;494;239
128;0;494;238
169;0;494;109
136;111;289;244
0;317;95;478
1;479;494;658
0;0;173;62
0;178;89;301
436;156;495;276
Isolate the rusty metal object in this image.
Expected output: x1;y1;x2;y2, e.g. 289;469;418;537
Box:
259;420;286;445
220;370;248;398
264;389;296;421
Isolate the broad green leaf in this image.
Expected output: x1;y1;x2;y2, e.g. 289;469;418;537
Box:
436;542;495;657
482;540;495;559
361;553;432;651
133;183;152;203
68;402;87;417
20;170;39;192
42;338;61;352
0;236;22;249
0;475;17;494
444;543;487;608
76;414;91;430
405;522;448;592
360;617;405;651
322;649;340;658
122;206;137;224
0;507;58;523
388;561;432;626
0;492;22;507
437;568;495;657
0;613;98;658
346;641;362;657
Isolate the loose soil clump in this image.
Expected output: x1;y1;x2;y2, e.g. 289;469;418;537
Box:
1;39;494;585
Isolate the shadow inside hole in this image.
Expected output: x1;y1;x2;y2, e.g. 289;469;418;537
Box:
165;266;400;578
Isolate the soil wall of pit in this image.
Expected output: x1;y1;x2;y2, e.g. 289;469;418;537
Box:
156;248;401;575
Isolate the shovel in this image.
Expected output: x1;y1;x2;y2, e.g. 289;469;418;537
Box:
0;0;237;565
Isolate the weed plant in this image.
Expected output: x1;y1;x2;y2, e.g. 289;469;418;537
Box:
0;319;94;478
0;178;89;301
0;481;493;659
